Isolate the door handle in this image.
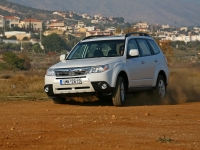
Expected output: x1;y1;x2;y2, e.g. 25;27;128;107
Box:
141;60;145;64
155;59;158;62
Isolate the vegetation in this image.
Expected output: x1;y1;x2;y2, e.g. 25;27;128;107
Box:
0;0;53;21
1;51;31;70
157;135;173;143
155;39;174;64
41;33;67;53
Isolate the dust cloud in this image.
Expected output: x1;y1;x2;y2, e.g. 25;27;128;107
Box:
126;68;200;106
64;68;200;106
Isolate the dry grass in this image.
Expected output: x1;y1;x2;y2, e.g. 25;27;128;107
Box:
0;70;47;100
0;67;200;105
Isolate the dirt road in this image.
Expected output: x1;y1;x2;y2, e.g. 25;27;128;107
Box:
0;99;200;150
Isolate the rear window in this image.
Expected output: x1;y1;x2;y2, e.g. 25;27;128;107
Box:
147;40;160;54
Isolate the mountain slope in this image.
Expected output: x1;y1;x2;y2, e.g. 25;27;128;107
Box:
6;0;200;26
0;0;53;20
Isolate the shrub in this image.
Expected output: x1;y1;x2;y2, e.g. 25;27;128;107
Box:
179;45;187;51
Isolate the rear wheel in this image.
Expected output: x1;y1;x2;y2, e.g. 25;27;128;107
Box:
112;77;126;106
152;75;166;102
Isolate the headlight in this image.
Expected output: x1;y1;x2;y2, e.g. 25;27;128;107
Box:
90;64;109;73
46;69;55;76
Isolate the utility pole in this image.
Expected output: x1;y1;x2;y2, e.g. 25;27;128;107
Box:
20;34;23;52
40;28;42;41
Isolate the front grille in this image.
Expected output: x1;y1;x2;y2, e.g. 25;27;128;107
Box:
55;67;90;77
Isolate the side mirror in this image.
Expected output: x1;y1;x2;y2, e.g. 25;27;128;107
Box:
129;49;139;57
60;54;66;61
60;51;70;61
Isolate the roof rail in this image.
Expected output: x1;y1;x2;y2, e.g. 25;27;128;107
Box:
82;35;109;41
125;32;150;37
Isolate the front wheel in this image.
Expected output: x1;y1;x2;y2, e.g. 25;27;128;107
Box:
51;96;66;104
112;77;126;106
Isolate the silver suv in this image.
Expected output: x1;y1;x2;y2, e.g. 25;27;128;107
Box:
44;32;169;106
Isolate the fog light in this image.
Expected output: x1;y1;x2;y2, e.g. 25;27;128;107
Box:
44;86;49;93
101;83;107;89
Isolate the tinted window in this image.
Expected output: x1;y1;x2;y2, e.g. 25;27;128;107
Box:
148;40;160;54
127;39;138;55
136;39;152;56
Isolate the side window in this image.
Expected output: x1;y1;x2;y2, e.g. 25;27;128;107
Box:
127;39;138;55
147;40;160;54
136;39;152;56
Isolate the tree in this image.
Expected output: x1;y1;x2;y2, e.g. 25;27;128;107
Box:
42;33;67;53
18;53;32;70
2;52;25;70
31;43;42;53
115;27;121;34
22;42;32;51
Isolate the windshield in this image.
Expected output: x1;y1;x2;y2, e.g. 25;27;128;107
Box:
67;40;125;60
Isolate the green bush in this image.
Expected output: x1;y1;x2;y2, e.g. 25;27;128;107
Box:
179;45;187;51
0;63;6;70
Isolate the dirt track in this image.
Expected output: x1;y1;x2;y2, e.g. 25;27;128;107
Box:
0;99;200;150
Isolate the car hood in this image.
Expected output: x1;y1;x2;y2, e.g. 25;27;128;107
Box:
50;57;122;69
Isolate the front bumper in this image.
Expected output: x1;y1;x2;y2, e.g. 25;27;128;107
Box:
44;81;114;97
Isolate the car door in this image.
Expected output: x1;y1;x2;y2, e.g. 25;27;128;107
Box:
126;39;147;87
136;39;157;86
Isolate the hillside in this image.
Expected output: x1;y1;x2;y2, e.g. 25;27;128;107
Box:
6;0;200;26
0;0;54;21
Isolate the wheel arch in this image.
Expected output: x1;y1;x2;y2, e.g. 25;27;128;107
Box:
158;70;167;85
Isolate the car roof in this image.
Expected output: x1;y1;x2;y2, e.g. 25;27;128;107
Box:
80;32;153;43
81;36;126;42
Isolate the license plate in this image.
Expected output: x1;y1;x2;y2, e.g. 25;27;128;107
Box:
60;78;82;85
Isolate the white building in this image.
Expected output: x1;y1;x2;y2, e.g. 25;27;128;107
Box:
0;15;5;28
161;24;170;29
91;20;99;24
161;34;200;42
180;27;188;32
84;26;95;31
5;31;32;40
134;22;149;32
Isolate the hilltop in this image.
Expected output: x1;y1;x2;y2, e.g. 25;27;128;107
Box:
6;0;200;26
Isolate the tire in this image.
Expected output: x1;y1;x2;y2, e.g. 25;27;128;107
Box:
112;77;126;106
152;75;166;102
51;96;66;104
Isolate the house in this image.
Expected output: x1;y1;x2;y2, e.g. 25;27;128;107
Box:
47;20;65;29
77;21;85;29
0;15;5;28
161;24;170;29
4;16;20;28
91;20;99;24
86;30;112;37
84;26;96;31
134;22;149;32
94;14;102;20
43;30;65;36
81;14;91;19
180;27;188;32
79;28;87;33
20;18;42;31
5;31;32;40
106;27;116;32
